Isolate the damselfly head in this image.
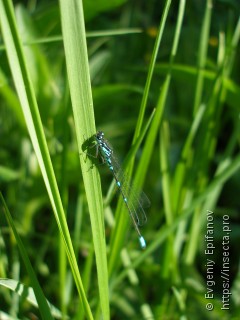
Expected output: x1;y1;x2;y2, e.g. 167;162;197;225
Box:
96;131;104;141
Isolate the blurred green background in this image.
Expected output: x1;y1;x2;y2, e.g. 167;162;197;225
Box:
1;0;240;319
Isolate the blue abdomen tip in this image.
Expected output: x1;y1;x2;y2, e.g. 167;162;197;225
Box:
139;236;146;249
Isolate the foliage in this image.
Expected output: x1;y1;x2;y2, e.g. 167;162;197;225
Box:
0;0;240;319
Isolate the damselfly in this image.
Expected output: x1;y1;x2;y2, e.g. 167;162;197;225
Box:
94;131;149;249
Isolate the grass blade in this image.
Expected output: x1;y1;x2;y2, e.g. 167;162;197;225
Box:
59;1;109;319
0;0;92;318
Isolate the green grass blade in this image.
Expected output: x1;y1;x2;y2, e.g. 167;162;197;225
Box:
133;0;172;141
104;108;156;206
0;0;92;318
172;103;206;212
59;1;109;319
135;0;186;191
160;121;172;225
0;278;62;319
107;109;155;276
107;0;174;277
193;0;213;114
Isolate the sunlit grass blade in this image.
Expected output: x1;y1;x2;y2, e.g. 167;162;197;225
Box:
59;1;109;319
133;0;172;141
135;0;186;190
193;0;212;114
172;103;206;213
0;29;142;51
0;279;62;319
0;0;92;318
160;121;172;226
